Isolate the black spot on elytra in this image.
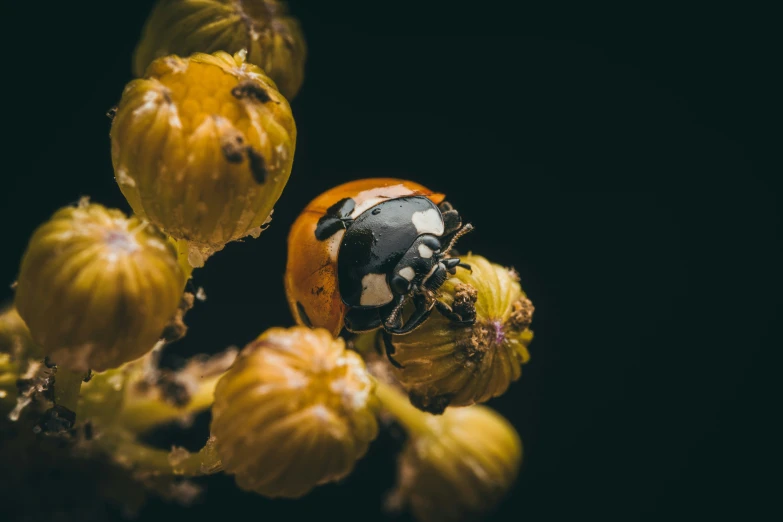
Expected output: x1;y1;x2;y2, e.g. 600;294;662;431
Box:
313;286;325;296
315;198;356;241
247;146;267;183
326;197;356;219
231;80;272;103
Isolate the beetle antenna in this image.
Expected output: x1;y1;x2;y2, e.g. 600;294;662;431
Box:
441;223;474;256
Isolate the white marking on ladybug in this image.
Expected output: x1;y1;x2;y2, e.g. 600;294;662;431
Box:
398;267;416;281
351;197;385;219
411;208;444;236
418;243;434;258
325;229;345;261
360;273;394;306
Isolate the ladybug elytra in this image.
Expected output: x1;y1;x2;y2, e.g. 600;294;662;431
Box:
285;178;474;339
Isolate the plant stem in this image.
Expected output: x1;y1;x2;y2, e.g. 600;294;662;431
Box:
373;379;433;437
104;431;223;477
54;367;85;415
117;372;223;433
349;331;382;357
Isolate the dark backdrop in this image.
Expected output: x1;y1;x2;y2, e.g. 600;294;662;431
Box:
0;2;778;521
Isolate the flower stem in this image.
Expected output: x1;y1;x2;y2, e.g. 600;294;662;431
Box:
373;379;433;437
54;367;85;415
117;372;223;433
103;431;223;477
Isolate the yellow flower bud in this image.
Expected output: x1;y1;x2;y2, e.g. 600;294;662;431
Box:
0;306;42;360
211;326;379;498
134;0;307;100
388;254;534;413
111;50;297;265
390;404;522;522
14;202;185;372
0;352;19;407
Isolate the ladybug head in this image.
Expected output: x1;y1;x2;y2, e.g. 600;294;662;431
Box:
388;223;474;297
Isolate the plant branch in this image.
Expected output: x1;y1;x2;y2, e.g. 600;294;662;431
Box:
373;379;433;437
117;372;223;433
101;430;223;477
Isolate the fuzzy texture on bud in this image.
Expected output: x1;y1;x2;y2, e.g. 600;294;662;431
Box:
134;0;306;99
111;50;296;265
388;255;534;413
390;404;522;522
14;202;185;372
211;327;379;498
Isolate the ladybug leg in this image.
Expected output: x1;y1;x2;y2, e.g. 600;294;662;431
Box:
438;201;454;212
434;300;476;325
344;307;383;333
384;293;433;335
380;295;406;330
440;223;474;257
381;331;404;369
438;200;464;237
441;209;462;236
441;257;471;275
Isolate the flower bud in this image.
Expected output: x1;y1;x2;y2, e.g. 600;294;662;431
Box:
390;404;522;522
0;352;19;407
211;326;379;498
388;254;534;413
111;50;297;265
134;0;306;99
14;202;185;372
0;306;41;361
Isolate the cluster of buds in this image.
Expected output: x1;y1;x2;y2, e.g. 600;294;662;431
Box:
1;2;536;521
134;0;306;99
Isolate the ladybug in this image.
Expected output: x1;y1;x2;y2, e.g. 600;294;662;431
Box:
285;178;474;338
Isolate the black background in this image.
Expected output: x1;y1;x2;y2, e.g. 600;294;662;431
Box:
0;1;778;521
